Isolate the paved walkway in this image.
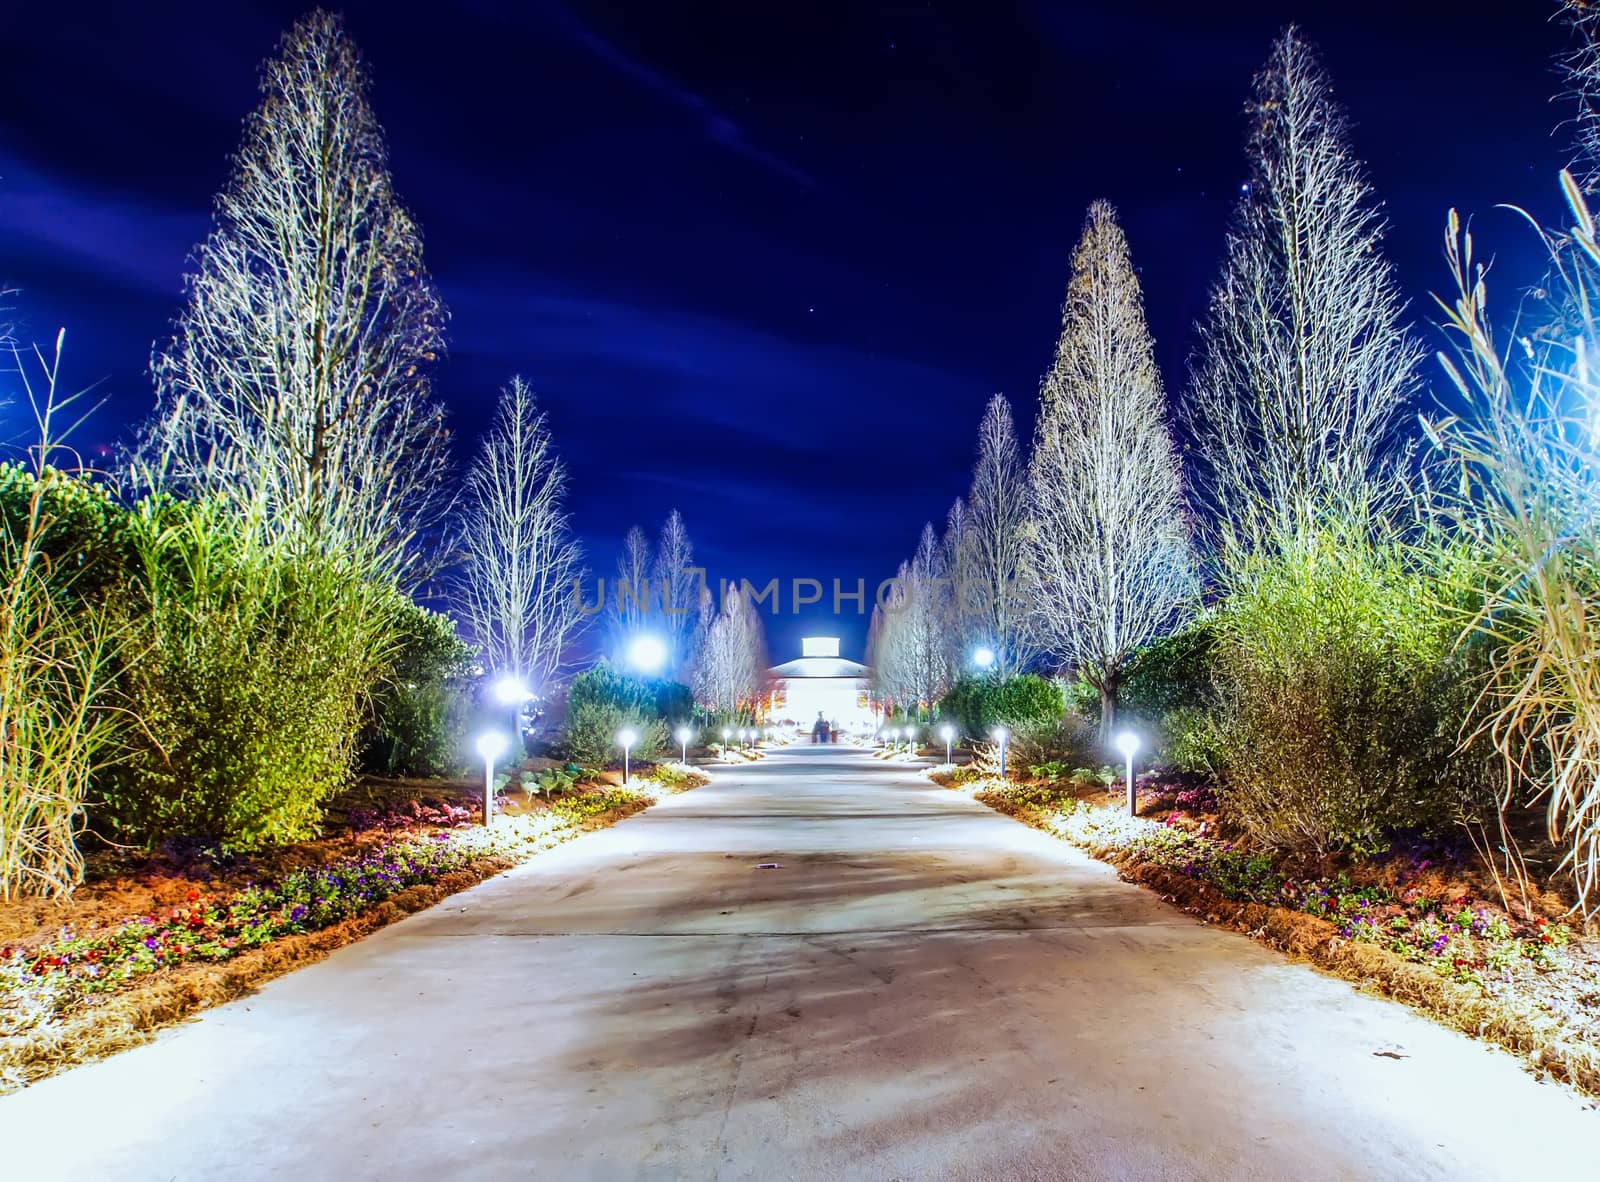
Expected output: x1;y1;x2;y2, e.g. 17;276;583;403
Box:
4;746;1598;1179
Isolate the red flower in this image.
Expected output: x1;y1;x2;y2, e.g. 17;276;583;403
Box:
186;889;200;903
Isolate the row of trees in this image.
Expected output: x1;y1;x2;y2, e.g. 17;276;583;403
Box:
874;11;1600;917
0;11;595;896
876;25;1411;736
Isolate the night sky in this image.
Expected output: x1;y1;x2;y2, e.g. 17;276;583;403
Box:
0;2;1574;661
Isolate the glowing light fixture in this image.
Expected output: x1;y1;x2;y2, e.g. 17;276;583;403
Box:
972;646;996;670
626;634;668;674
617;726;639;784
475;731;509;826
991;725;1010;778
939;723;955;764
492;674;530;706
676;725;693;763
1115;731;1141;816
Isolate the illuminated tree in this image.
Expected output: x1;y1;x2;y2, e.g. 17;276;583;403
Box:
612;525;653;650
957;394;1037;676
870;524;953;718
941;496;970;673
1026;201;1194;737
1187;26;1418;548
142;11;449;579
692;584;767;718
653;509;698;673
457;377;585;689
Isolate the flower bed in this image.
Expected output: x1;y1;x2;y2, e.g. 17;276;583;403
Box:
0;766;707;1092
944;771;1600;1096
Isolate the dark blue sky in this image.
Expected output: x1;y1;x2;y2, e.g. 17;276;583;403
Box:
0;1;1573;661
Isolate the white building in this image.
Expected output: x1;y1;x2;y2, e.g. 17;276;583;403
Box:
768;637;876;735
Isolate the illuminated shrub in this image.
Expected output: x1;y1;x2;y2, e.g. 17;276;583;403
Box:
359;602;476;778
559;662;686;765
1210;518;1484;859
98;498;402;849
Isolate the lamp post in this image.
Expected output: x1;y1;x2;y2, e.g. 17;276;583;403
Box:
973;645;996;672
721;726;732;760
991;726;1009;778
904;725;916;757
618;727;638;785
939;723;955;765
676;725;692;764
1116;731;1141;816
475;731;509;827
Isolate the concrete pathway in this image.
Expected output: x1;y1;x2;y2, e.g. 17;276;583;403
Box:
4;746;1598;1180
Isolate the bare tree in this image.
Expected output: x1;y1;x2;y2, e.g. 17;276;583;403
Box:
692;584;767;718
653;509;697;673
610;525;653;652
941;496;971;674
1027;201;1195;737
958;393;1037;676
457;377;585;689
141;10;450;579
1186;26;1419;548
869;524;953;718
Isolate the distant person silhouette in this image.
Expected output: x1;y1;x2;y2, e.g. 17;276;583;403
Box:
811;712;830;743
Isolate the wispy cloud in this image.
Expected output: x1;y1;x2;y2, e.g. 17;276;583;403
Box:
547;4;816;188
0;148;203;298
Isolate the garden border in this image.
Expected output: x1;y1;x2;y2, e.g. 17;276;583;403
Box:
2;772;707;1093
934;772;1600;1099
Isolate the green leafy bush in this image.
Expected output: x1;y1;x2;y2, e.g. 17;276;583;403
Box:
1115;621;1222;771
360;602;475;778
940;674;1065;739
943;673;1086;767
559;662;687;764
0;462;132;605
98;498;403;849
1211;518;1483;860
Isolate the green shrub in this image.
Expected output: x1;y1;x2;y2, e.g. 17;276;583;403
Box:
941;674;1088;767
1211;518;1481;860
98;498;403;849
940;674;1065;740
0;462;132;605
559;662;685;764
360;602;475;778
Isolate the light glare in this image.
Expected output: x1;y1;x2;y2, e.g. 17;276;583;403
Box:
476;731;509;762
626;634;668;674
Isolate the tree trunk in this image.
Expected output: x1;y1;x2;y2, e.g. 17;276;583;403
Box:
1098;672;1120;744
